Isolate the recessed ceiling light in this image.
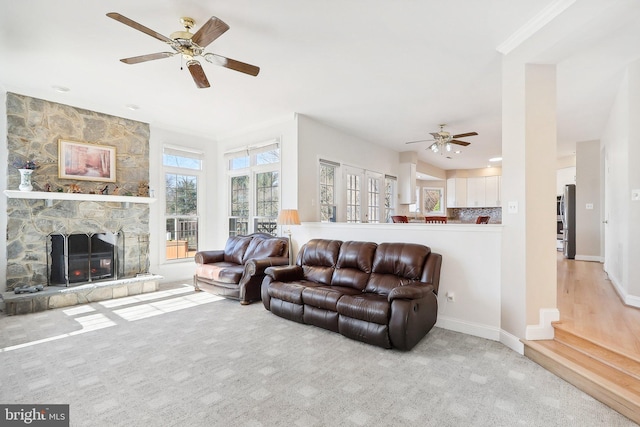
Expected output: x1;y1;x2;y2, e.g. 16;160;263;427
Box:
52;85;70;93
489;157;502;162
125;104;140;111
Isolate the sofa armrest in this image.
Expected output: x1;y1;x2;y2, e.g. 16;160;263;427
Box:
264;265;304;282
194;250;225;265
388;283;435;301
244;256;290;277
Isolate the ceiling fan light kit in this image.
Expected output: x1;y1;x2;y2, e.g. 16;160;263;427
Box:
406;124;478;156
106;12;260;88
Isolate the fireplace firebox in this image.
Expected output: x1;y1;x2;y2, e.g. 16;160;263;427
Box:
48;232;121;286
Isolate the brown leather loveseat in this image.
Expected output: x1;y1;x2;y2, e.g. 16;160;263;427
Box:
194;233;289;304
262;239;442;350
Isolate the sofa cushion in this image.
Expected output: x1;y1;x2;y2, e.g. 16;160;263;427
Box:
299;239;341;285
336;293;390;325
195;262;244;284
267;280;322;304
331;241;376;290
243;236;286;263
366;243;430;295
223;235;252;264
302;285;362;311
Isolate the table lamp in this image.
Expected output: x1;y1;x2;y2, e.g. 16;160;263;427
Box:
277;209;300;264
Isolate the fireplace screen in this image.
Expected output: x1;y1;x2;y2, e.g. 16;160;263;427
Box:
48;232;121;286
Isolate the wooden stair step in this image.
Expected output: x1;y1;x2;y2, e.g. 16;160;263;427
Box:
551;324;640;381
523;339;640;424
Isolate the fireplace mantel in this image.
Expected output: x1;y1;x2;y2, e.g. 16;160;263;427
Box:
4;190;156;204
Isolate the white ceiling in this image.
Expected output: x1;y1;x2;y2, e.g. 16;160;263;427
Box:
2;1;640;170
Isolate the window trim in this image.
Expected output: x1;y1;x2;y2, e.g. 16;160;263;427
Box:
225;140;281;236
162;145;203;263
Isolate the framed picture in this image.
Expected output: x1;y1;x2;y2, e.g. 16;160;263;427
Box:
58;140;116;182
423;187;444;214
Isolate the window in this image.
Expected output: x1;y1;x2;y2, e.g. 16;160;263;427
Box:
342;166;383;223
255;171;279;234
384;175;397;222
164;147;202;260
230;175;249;236
319;161;337;222
226;141;280;237
367;175;380;223
345;171;361;223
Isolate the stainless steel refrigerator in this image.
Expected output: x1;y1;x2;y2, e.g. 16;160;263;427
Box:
560;184;576;259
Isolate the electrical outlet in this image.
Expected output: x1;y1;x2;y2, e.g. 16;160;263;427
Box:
446;291;455;302
632;189;640;201
586;203;593;210
507;201;518;214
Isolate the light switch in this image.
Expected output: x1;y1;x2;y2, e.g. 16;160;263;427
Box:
508;201;518;214
632;189;640;201
586;203;594;210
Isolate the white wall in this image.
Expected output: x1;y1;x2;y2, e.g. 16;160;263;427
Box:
296;114;400;222
601;62;640;307
292;223;504;344
557;167;576;195
575;140;601;261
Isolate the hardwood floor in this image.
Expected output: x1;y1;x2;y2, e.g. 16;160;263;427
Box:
556;252;640;361
523;252;640;423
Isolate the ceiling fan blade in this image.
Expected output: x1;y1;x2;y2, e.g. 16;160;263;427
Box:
120;52;176;64
191;16;230;47
203;53;260;76
450;139;471;146
405;139;435;144
429;132;441;139
187;60;210;88
107;13;173;44
452;132;478;138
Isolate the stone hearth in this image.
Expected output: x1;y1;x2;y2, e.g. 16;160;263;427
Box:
1;275;162;315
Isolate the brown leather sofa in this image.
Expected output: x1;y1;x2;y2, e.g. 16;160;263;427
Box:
194;233;289;304
262;239;442;350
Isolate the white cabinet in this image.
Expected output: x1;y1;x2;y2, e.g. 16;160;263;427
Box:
446;178;467;208
466;177;486;207
447;175;501;208
398;162;416;204
485;176;501;207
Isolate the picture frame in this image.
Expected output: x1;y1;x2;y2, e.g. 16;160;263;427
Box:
422;187;444;214
58;140;116;182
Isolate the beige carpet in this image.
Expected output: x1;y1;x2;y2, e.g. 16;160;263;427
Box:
0;283;635;427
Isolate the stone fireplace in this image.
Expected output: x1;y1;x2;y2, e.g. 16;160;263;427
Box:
5;93;152;291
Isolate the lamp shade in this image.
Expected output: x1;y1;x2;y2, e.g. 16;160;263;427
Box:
277;209;301;226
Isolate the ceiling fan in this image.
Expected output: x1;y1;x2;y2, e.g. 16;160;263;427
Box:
106;12;260;88
405;124;478;155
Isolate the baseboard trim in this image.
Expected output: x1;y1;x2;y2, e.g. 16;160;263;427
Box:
525;308;560;340
435;316;501;342
500;329;524;355
575;255;603;262
606;271;640;309
435;316;526;355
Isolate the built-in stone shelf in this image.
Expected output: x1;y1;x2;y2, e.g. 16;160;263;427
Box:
4;190;156;204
